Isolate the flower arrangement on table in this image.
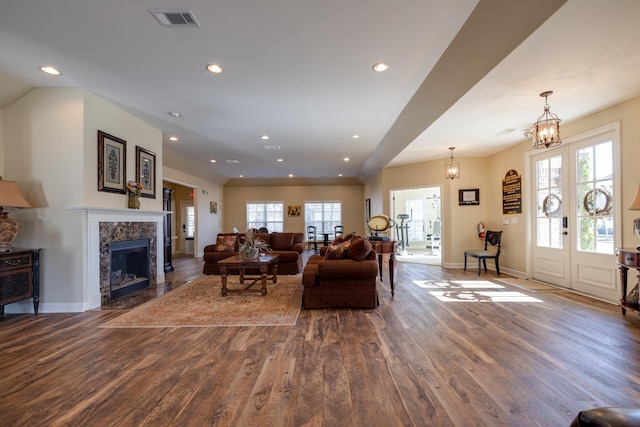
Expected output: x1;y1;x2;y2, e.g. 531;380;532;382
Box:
239;227;270;258
126;181;144;196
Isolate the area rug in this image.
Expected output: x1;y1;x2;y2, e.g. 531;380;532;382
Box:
494;277;561;291
100;275;304;328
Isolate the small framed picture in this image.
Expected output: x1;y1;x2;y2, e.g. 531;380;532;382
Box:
288;205;301;217
136;146;156;199
210;201;218;214
459;189;480;205
98;130;127;194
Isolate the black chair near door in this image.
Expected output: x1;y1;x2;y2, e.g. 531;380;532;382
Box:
464;230;503;276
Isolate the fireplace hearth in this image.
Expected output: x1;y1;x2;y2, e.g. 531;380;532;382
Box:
110;239;150;299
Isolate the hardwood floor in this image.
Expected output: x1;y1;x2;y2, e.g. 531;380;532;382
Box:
1;253;640;426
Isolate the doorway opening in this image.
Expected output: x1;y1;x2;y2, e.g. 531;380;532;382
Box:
390;186;441;265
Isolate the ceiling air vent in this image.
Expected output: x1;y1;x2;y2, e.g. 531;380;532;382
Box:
225;159;240;164
149;10;200;27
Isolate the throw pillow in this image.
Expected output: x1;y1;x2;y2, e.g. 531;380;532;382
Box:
346;236;372;261
215;235;237;252
324;240;351;260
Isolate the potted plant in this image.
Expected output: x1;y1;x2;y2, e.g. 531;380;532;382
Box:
126;181;144;209
238;228;270;259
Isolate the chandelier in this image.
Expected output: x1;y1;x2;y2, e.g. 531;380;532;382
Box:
533;91;562;149
445;147;460;180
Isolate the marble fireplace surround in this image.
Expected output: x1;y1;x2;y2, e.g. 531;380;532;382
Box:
68;207;167;311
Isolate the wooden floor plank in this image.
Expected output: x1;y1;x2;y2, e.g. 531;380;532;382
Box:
1;255;640;426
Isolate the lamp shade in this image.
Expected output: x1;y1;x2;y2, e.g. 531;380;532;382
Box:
630;184;640;210
0;179;31;208
0;178;31;252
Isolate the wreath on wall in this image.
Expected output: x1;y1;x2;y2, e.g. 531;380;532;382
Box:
583;187;613;216
542;193;562;217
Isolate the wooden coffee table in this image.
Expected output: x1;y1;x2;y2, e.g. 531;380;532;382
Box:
218;254;279;296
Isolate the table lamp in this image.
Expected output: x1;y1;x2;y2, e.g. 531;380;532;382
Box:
0;177;32;252
629;183;640;250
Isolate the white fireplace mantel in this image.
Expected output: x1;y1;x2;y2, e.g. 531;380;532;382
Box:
67;206;168;310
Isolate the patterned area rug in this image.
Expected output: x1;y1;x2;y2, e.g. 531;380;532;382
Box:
100;275;304;328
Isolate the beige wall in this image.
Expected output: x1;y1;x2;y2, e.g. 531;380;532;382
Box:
4;88;163;311
383;157;491;266
162;165;221;257
222;184;364;236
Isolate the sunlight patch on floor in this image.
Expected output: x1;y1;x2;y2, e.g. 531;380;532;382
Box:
412;280;503;289
411;279;544;302
429;291;543;303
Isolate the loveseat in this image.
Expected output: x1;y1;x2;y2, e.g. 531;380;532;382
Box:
302;234;379;309
203;231;305;275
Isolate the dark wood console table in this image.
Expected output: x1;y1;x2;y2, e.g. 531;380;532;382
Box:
616;247;640;316
0;248;42;316
369;240;398;295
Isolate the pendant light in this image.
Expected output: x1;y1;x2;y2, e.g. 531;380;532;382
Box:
533;91;562;149
445;147;460;180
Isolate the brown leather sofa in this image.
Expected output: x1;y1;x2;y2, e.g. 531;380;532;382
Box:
302;235;379;309
203;231;305;275
569;407;640;426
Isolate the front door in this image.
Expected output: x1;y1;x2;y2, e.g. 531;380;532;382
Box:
531;124;620;301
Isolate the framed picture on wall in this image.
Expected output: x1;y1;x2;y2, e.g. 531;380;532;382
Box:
365;198;371;221
459;189;480;205
136;146;156;199
288;205;301;217
97;130;127;194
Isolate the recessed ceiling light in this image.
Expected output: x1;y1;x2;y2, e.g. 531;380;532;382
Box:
210;159;216;163
168;136;178;141
277;158;283;162
206;64;223;74
261;135;270;140
239;175;244;178
372;62;388;72
40;66;62;76
168;111;181;118
288;174;293;178
338;173;343;177
352;134;360;139
343;157;350;162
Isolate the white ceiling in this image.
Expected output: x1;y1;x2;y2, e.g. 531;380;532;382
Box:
1;0;639;184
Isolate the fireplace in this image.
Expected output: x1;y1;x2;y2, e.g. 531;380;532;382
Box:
109;239;150;299
67;207;167;311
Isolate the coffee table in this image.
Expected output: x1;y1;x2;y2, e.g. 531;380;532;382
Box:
218;254;279;296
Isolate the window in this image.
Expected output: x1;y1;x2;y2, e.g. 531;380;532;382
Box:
185;205;195;238
304;202;341;235
405;199;425;242
246;202;284;232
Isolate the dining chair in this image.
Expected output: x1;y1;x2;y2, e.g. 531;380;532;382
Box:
306;225;319;254
463;230;503;276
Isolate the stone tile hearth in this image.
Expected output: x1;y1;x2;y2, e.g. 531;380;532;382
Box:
99;222;158;306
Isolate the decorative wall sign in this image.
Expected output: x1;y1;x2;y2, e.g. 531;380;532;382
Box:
136;146;156;199
98;130;126;194
459;189;479;205
502;169;522;214
210;201;218;214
